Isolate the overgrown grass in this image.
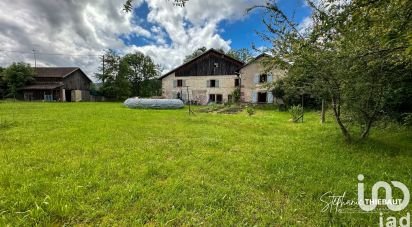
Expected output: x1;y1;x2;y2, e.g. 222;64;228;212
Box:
0;102;410;226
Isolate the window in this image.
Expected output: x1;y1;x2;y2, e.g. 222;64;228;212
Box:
209;94;222;103
214;62;219;68
216;94;223;104
259;74;267;83
177;79;183;87
235;78;240;87
210;80;216;88
209;94;216;103
258;92;267;103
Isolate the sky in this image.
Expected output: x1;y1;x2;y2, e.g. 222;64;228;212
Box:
0;0;312;81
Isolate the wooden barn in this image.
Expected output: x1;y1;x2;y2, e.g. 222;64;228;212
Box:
22;67;92;102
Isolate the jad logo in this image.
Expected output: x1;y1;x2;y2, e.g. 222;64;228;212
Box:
357;174;410;212
321;174;410;226
357;174;410;226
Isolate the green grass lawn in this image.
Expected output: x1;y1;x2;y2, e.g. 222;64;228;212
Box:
0;102;411;226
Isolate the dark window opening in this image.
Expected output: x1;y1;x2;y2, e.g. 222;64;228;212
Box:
209;94;216;103
259;74;268;83
216;94;223;104
177;79;183;87
235;78;240;87
65;90;72;102
258;92;267;103
210;80;216;88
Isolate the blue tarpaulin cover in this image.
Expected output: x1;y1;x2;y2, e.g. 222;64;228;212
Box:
124;98;184;109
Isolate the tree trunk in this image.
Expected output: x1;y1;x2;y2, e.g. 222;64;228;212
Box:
331;97;351;142
360;116;375;140
321;99;326;124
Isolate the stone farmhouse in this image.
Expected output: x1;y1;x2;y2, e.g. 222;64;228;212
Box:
159;49;285;105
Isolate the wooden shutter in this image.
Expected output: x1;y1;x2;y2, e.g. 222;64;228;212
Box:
215;80;219;88
254;74;259;84
182;80;186;87
173;80;177;88
207;80;210;88
268;73;273;83
252;91;257;103
267;92;274;103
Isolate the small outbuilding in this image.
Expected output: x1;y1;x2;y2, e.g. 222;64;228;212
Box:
22;67;92;102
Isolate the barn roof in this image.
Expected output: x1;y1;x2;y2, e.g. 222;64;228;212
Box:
33;67;92;82
159;49;244;80
22;82;64;90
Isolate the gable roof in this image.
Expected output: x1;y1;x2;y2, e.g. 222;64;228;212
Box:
239;53;271;70
34;67;92;82
159;49;244;80
22;82;64;90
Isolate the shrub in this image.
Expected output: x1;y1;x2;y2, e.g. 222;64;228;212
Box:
289;105;303;122
246;106;255;116
231;88;241;103
402;113;412;127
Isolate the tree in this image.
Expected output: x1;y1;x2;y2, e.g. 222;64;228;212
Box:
95;50;160;99
251;0;412;141
227;48;254;63
2;62;34;99
0;67;5;99
122;51;160;97
115;60;132;100
95;49;130;99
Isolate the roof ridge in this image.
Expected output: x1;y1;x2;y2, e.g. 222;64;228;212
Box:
159;48;244;79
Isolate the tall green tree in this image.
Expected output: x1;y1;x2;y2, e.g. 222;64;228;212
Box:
95;50;160;99
122;51;160;97
0;67;5;99
96;49;131;99
2;62;34;99
115;60;132;100
251;0;412;141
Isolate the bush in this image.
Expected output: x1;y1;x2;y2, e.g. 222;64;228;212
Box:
289;105;303;122
231;88;241;103
246;106;255;116
402;113;412;127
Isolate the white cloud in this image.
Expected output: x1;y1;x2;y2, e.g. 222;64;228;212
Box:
0;0;259;81
298;16;314;35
